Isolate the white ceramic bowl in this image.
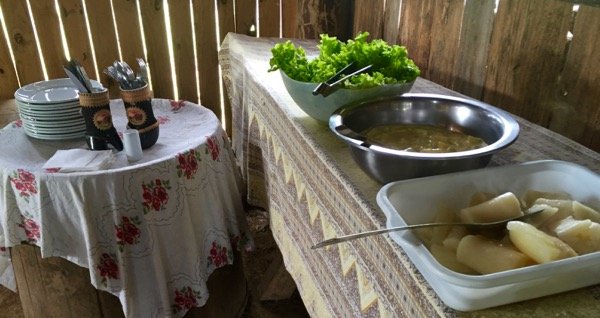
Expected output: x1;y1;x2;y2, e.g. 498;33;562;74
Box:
280;71;414;123
377;160;600;311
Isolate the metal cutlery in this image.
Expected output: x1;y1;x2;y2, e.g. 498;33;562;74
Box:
311;208;546;249
64;59;95;93
103;58;148;90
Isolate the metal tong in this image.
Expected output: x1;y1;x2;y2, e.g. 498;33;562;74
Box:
312;62;372;97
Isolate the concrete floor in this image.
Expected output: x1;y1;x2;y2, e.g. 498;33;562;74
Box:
0;101;309;318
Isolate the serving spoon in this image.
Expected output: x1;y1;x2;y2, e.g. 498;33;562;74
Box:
311;209;545;249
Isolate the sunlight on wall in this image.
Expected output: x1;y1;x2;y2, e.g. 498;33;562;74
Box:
55;0;70;61
163;0;178;101
25;0;48;80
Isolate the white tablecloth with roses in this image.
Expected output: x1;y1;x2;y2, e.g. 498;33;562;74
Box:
0;99;254;317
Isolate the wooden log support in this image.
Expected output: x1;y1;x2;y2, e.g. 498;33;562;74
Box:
10;245;247;318
257;248;297;302
11;245;123;318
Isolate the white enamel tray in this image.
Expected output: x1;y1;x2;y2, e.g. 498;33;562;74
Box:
377;160;600;311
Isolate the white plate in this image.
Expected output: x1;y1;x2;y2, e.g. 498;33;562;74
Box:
15;78;102;104
18;111;83;122
16;100;80;111
24;129;85;140
23;122;86;134
377;160;600;311
18;106;81;117
22;117;84;128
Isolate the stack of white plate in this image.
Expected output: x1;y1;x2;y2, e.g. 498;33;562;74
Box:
14;78;102;140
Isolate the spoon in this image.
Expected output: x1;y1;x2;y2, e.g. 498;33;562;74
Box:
311;209;545;249
136;58;148;83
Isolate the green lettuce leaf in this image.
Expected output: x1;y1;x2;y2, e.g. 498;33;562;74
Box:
269;32;420;88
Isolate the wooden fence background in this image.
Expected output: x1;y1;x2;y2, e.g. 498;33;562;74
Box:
0;0;598;151
355;0;600;152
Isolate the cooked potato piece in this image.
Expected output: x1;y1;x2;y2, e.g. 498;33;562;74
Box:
459;192;522;223
431;207;457;245
572;201;600;223
430;244;477;274
525;204;559;229
456;235;535;274
469;192;495;207
522;190;571;207
552;216;600;254
532;199;574;227
414;227;433;248
442;226;468;251
507;221;577;263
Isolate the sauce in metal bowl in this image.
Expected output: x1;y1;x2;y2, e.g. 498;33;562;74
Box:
363;124;487;153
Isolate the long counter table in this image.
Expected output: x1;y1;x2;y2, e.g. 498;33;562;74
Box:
219;32;600;317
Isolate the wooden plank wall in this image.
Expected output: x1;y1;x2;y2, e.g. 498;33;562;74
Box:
6;1;594;151
354;0;600;152
0;0;351;135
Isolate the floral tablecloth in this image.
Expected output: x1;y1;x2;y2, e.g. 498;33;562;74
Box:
0;99;253;317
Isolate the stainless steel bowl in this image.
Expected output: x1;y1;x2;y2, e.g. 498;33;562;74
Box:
329;93;520;183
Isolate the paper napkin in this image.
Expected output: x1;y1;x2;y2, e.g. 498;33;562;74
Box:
43;149;114;172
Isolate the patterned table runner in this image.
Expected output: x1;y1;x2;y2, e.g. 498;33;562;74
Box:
219;33;600;317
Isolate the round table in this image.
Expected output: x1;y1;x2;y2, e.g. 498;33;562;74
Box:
0;99;253;317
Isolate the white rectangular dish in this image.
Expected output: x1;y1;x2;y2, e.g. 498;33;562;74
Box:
376;160;600;311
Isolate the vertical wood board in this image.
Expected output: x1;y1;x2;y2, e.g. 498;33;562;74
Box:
426;0;464;87
85;0;120;95
398;1;434;75
483;0;572;123
296;0;322;39
28;1;65;79
515;0;573;125
295;0;351;40
259;0;280;37
170;0;197;103
451;0;495;99
139;0;173;99
383;0;402;44
217;0;236;42
327;0;354;41
57;0;95;79
482;0;531;114
193;0;221;118
235;0;256;36
281;0;298;38
111;0;145;66
0;18;19;99
352;0;384;39
558;5;600;150
0;0;45;86
218;0;237;135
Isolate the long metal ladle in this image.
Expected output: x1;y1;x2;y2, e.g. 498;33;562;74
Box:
311;209;545;249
